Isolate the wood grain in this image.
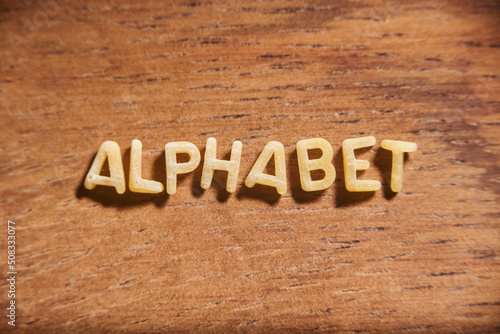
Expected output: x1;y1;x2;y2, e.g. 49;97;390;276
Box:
1;0;499;332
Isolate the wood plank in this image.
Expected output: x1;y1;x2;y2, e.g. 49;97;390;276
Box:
1;0;499;332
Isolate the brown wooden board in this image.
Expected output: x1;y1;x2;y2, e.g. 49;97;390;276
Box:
1;0;499;332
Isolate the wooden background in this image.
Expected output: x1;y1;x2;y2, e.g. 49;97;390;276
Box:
1;0;499;332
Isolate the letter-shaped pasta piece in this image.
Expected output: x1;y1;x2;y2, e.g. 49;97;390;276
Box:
84;141;126;194
129;139;164;193
245;141;286;195
381;140;417;192
165;142;201;195
342;136;381;192
201;138;242;193
296;138;336;191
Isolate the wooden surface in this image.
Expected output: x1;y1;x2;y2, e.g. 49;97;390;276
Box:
1;0;500;332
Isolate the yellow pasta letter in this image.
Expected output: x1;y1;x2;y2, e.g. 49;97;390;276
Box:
129;139;164;193
381;140;417;192
84;141;126;194
342;136;381;192
201;138;242;193
245;141;287;195
165;142;201;195
296;138;336;191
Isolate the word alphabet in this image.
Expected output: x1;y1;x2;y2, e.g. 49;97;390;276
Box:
84;136;417;195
